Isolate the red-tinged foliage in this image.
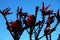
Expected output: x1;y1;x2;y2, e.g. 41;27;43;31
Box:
46;15;50;24
45;4;50;11
40;2;53;15
3;11;11;15
0;2;59;40
11;20;22;32
0;8;12;16
46;15;54;24
44;16;51;35
42;2;50;11
47;15;50;21
3;8;11;15
44;24;51;35
45;10;53;15
17;7;28;17
27;14;36;26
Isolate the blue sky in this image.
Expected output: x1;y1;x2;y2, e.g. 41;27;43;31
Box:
0;0;60;40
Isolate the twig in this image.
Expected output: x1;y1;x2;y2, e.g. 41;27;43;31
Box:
46;35;48;40
57;34;60;40
49;34;51;40
38;21;59;40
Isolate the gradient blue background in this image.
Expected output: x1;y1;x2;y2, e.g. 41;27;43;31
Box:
0;0;60;40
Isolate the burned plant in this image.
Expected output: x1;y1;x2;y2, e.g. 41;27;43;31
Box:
0;2;60;40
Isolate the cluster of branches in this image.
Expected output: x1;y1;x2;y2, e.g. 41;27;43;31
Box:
0;2;60;40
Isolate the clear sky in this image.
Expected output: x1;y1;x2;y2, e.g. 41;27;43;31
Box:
0;0;60;40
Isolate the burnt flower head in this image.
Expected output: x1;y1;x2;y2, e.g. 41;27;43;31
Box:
27;14;36;26
10;20;22;32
